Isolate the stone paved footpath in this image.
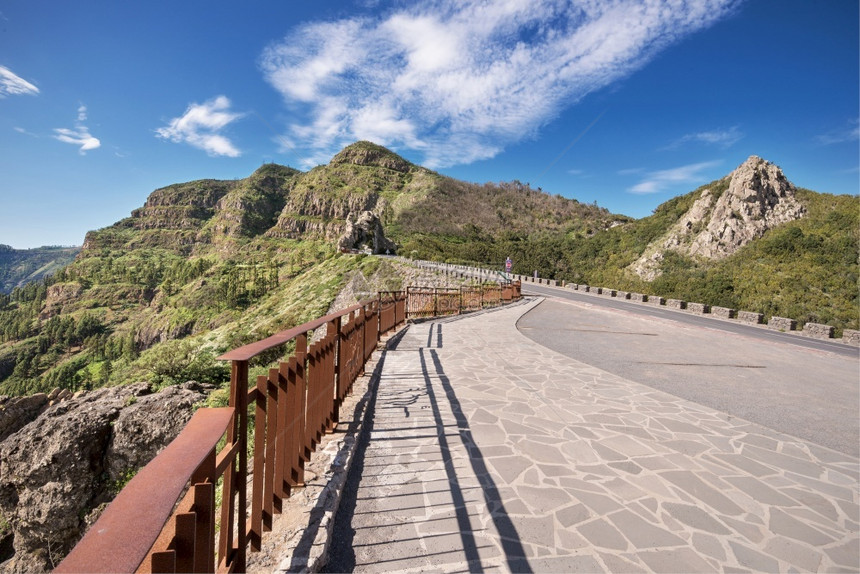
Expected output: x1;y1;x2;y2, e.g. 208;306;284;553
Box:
329;297;859;573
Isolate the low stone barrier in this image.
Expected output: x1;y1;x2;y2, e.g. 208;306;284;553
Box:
737;311;764;325
711;306;736;319
802;322;834;339
843;330;860;346
420;263;853;344
768;316;797;331
687;302;710;314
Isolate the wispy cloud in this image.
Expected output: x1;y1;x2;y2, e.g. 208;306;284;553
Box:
665;126;743;149
815;119;859;145
629;160;721;194
53;104;100;154
14;126;38;137
260;0;740;168
0;65;39;97
156;96;244;157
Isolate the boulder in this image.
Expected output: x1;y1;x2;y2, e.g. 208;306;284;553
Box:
337;211;397;255
0;381;212;572
0;395;48;443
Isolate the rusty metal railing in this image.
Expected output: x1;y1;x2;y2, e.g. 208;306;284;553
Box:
57;282;518;572
405;282;520;319
56;408;234;573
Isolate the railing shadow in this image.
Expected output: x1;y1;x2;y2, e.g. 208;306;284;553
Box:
326;321;531;573
292;343;391;572
422;339;532;573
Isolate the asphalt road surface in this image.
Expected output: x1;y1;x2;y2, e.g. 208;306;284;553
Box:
518;285;860;457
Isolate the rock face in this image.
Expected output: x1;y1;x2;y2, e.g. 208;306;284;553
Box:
337;211;398;254
0;395;48;443
631;156;805;279
0;381;212;573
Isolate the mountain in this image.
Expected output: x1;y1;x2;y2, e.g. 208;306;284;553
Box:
1;145;856;402
0;143;856;569
82;141;619;255
549;157;857;331
630;156;806;280
0;141;615;399
0;245;80;294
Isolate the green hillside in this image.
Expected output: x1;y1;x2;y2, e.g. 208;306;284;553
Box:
0;245;80;294
421;180;858;333
0;142;612;397
1;144;856;398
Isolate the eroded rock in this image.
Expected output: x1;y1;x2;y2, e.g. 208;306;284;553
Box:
631;156;805;279
0;381;212;572
337;211;397;255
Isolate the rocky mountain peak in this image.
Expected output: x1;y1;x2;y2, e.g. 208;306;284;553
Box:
329;141;413;172
630;156;806;280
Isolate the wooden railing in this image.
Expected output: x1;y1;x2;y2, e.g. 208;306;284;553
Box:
57;283;518;573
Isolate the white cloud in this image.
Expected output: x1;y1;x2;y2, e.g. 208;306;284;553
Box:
666;126;744;149
629;160;721;194
53;104;100;154
0;65;39;97
156;96;243;157
14;126;38;137
260;0;740;168
816;119;860;145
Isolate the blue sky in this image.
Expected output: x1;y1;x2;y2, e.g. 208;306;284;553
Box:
1;0;857;249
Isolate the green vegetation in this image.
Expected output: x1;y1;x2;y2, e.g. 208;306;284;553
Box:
0;245;80;294
0;145;855;398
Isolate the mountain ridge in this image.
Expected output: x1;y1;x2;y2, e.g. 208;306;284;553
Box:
0;245;81;294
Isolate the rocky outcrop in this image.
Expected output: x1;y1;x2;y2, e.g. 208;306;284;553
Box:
631;156;805;279
337;211;397;254
0;395;48;443
0;381;212;572
39;283;83;320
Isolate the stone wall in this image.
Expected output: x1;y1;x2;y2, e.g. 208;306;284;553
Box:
711;306;736;319
686;302;710;315
737;311;764;325
843;330;860;346
802;322;834;339
411;260;858;346
768;317;797;331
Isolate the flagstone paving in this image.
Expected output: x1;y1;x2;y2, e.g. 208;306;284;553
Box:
325;298;859;572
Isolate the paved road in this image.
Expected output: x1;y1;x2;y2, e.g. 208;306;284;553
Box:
518;286;859;457
323;299;860;573
522;283;859;358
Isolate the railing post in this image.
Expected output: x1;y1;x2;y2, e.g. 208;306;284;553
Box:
295;335;308;486
250;374;266;551
333;315;343;426
220;359;248;572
